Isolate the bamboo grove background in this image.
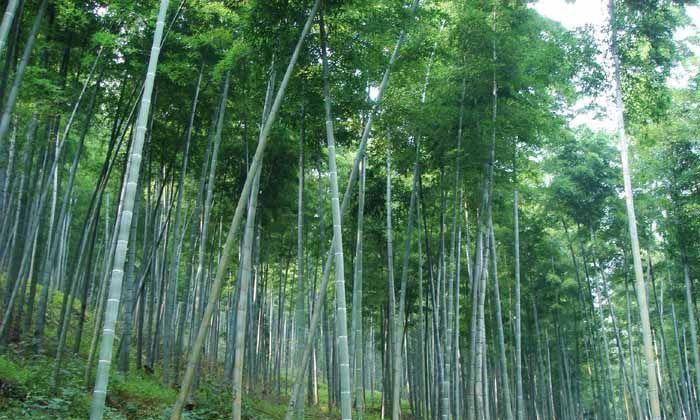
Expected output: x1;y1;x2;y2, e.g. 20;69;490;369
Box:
0;0;700;419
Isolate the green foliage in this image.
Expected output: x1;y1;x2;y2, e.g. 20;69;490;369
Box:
0;353;88;419
546;128;619;226
615;0;697;122
0;356;30;400
92;31;118;50
108;373;176;417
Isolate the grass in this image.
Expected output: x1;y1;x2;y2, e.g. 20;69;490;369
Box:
0;284;403;419
0;346;402;419
0;351;90;419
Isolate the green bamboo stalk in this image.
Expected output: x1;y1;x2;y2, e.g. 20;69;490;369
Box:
0;0;20;58
232;166;262;420
0;0;45;194
350;155;366;418
319;10;352;418
386;148;397;419
489;218;513;420
609;1;662;418
89;1;169;417
392;145;419;420
293;107;306;419
172;62;204;380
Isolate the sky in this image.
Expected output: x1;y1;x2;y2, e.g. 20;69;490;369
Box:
532;0;607;30
531;0;700;130
533;0;700;32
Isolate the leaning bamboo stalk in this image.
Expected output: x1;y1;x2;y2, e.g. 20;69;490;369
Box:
169;2;321;417
0;0;20;58
0;45;103;341
0;0;46;153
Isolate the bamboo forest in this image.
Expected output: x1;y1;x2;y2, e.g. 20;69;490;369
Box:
3;0;700;419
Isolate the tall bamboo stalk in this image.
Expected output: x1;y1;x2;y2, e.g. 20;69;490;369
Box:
609;1;662;418
319;10;352;418
231;165;262;420
489;217;513;420
293;107;306;419
89;1;169;417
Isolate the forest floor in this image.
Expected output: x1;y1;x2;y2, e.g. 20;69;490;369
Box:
0;289;394;419
0;347;355;419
